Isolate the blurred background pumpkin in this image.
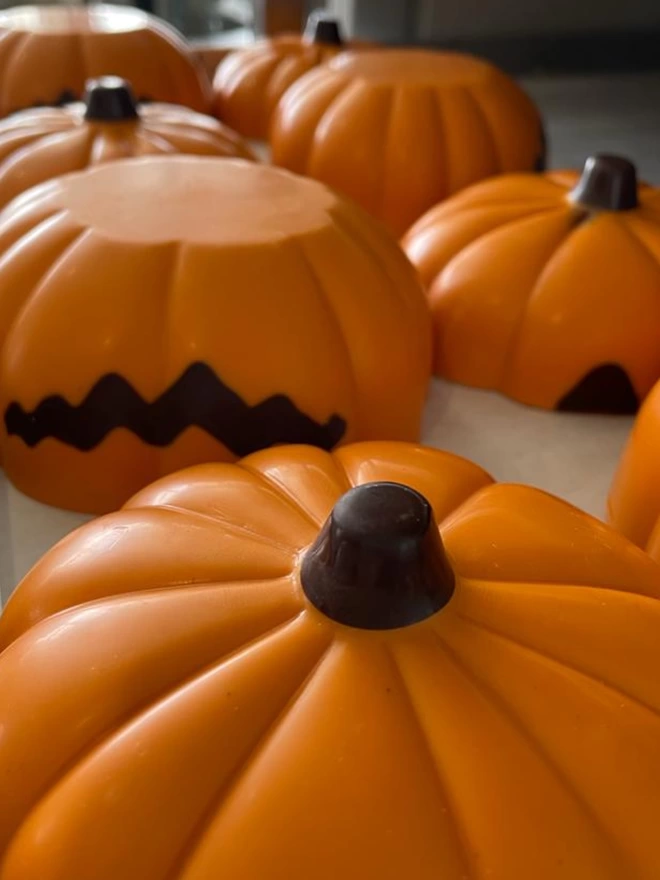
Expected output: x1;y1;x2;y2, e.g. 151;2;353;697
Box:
0;156;430;513
212;11;370;140
403;154;660;412
270;47;544;235
0;4;211;115
1;441;660;878
0;76;255;209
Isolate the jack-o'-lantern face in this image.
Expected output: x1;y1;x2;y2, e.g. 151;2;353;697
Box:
403;154;660;412
0;156;431;514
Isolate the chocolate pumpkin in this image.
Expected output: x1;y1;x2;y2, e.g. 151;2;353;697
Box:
1;441;660;880
609;377;660;554
0;4;210;116
0;77;255;209
271;48;544;235
212;13;351;140
0;156;430;514
403;154;660;411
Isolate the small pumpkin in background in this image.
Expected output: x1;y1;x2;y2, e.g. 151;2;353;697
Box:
0;4;210;116
0;77;255;209
609;378;660;554
0;156;430;514
403;154;660;412
213;12;356;140
271;48;544;236
2;441;660;879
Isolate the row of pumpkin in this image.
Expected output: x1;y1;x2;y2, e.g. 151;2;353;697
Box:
1;5;660;879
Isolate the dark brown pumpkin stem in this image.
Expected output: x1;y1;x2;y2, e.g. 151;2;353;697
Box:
300;482;454;630
570;154;638;211
304;12;344;46
83;76;139;122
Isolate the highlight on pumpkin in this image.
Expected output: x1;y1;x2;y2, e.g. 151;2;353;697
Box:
403;152;660;413
1;441;660;879
0;75;255;210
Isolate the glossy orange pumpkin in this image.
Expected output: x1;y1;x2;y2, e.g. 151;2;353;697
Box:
403;153;660;411
0;4;210;116
0;156;430;514
2;440;660;879
609;377;660;555
213;13;355;140
0;77;255;209
271;48;544;236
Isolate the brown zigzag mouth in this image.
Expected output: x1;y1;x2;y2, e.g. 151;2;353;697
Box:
4;362;347;455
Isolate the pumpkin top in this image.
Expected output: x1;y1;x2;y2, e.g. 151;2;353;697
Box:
0;4;149;35
83;76;139;122
330;48;493;86
21;156;338;245
569;154;639;211
301;482;455;629
303;12;344;46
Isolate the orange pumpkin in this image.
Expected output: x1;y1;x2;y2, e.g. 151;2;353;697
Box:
0;4;210;116
213;13;353;140
609;377;660;554
1;440;660;879
270;48;544;236
0;76;255;210
403;153;660;412
0;156;430;514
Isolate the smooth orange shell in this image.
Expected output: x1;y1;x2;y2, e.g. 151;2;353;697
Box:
402;169;660;410
609;378;660;554
0;100;255;209
2;441;660;879
271;49;544;236
0;5;210;115
212;33;344;140
0;156;431;514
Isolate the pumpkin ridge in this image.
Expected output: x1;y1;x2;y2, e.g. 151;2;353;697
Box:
428;85;449;201
3;221;91;336
1;30;29;112
430;628;631;867
161;631;335;878
378;87;397;222
329;208;416;315
307;78;357;173
618;215;660;291
0;605;308;851
454;608;660;720
239;460;335;528
384;644;477;878
435;206;570;292
495;212;577;390
290;234;362;437
153;503;301;555
462;86;502;170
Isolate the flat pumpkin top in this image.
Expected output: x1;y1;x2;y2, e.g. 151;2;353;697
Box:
0;4;149;35
330;48;493;86
21;156;338;245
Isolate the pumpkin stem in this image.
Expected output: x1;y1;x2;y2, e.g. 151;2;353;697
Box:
304;12;344;46
569;154;638;211
83;77;139;122
300;482;454;630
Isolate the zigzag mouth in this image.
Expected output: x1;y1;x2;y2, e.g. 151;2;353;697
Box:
4;362;347;456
